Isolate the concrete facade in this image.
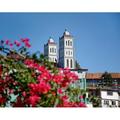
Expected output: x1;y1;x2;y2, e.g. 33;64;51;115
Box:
100;90;120;107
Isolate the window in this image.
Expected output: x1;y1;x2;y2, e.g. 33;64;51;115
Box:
104;100;109;106
66;41;67;46
54;48;56;53
68;51;70;55
67;59;69;67
52;48;54;53
71;51;72;55
68;40;70;46
66;51;67;55
112;101;116;106
50;48;52;53
107;91;113;96
70;59;73;68
70;41;72;46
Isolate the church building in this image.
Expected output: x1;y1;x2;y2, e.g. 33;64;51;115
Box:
44;29;87;90
44;29;75;69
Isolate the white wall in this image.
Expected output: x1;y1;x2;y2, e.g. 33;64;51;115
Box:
101;91;119;107
73;71;86;79
48;45;57;56
44;44;57;63
65;49;73;57
64;58;74;69
64;38;73;48
101;91;119;100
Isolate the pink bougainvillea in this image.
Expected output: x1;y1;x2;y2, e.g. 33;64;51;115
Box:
0;38;86;107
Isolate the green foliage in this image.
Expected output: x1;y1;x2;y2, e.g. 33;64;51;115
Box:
99;71;113;87
75;60;81;69
0;39;87;107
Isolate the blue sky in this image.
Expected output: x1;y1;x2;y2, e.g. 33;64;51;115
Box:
0;13;120;72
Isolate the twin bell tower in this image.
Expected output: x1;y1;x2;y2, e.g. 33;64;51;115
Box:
44;29;75;69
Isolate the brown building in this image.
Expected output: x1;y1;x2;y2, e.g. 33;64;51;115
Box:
86;73;120;90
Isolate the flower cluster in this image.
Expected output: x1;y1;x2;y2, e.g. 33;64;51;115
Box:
58;95;86;107
21;38;31;48
5;40;13;47
14;40;21;47
0;38;86;107
1;38;31;49
23;59;84;107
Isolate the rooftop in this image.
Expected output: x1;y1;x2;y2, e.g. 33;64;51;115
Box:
60;29;73;39
44;37;56;46
86;73;120;79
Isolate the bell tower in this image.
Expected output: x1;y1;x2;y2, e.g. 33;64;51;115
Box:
59;29;75;69
44;37;57;63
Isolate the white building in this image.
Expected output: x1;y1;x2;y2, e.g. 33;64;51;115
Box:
59;29;75;69
44;37;57;63
100;89;120;107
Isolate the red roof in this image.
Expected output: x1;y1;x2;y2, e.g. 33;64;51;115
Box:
86;73;120;79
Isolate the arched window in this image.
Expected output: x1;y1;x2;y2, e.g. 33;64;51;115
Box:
70;59;73;68
69;51;70;55
66;41;67;46
67;59;69;67
68;40;70;46
70;41;72;46
50;48;51;53
52;48;54;53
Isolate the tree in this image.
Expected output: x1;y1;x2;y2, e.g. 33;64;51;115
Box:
99;71;113;87
75;60;81;69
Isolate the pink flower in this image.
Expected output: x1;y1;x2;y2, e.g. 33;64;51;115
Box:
25;42;31;48
78;102;87;107
28;95;40;107
22;91;26;97
21;38;31;48
61;80;69;87
14;40;21;47
38;81;51;94
37;66;46;72
21;38;29;43
5;40;10;45
9;89;14;94
28;81;51;95
57;88;63;94
9;43;13;47
52;74;63;84
24;59;35;68
61;95;68;102
79;95;83;99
